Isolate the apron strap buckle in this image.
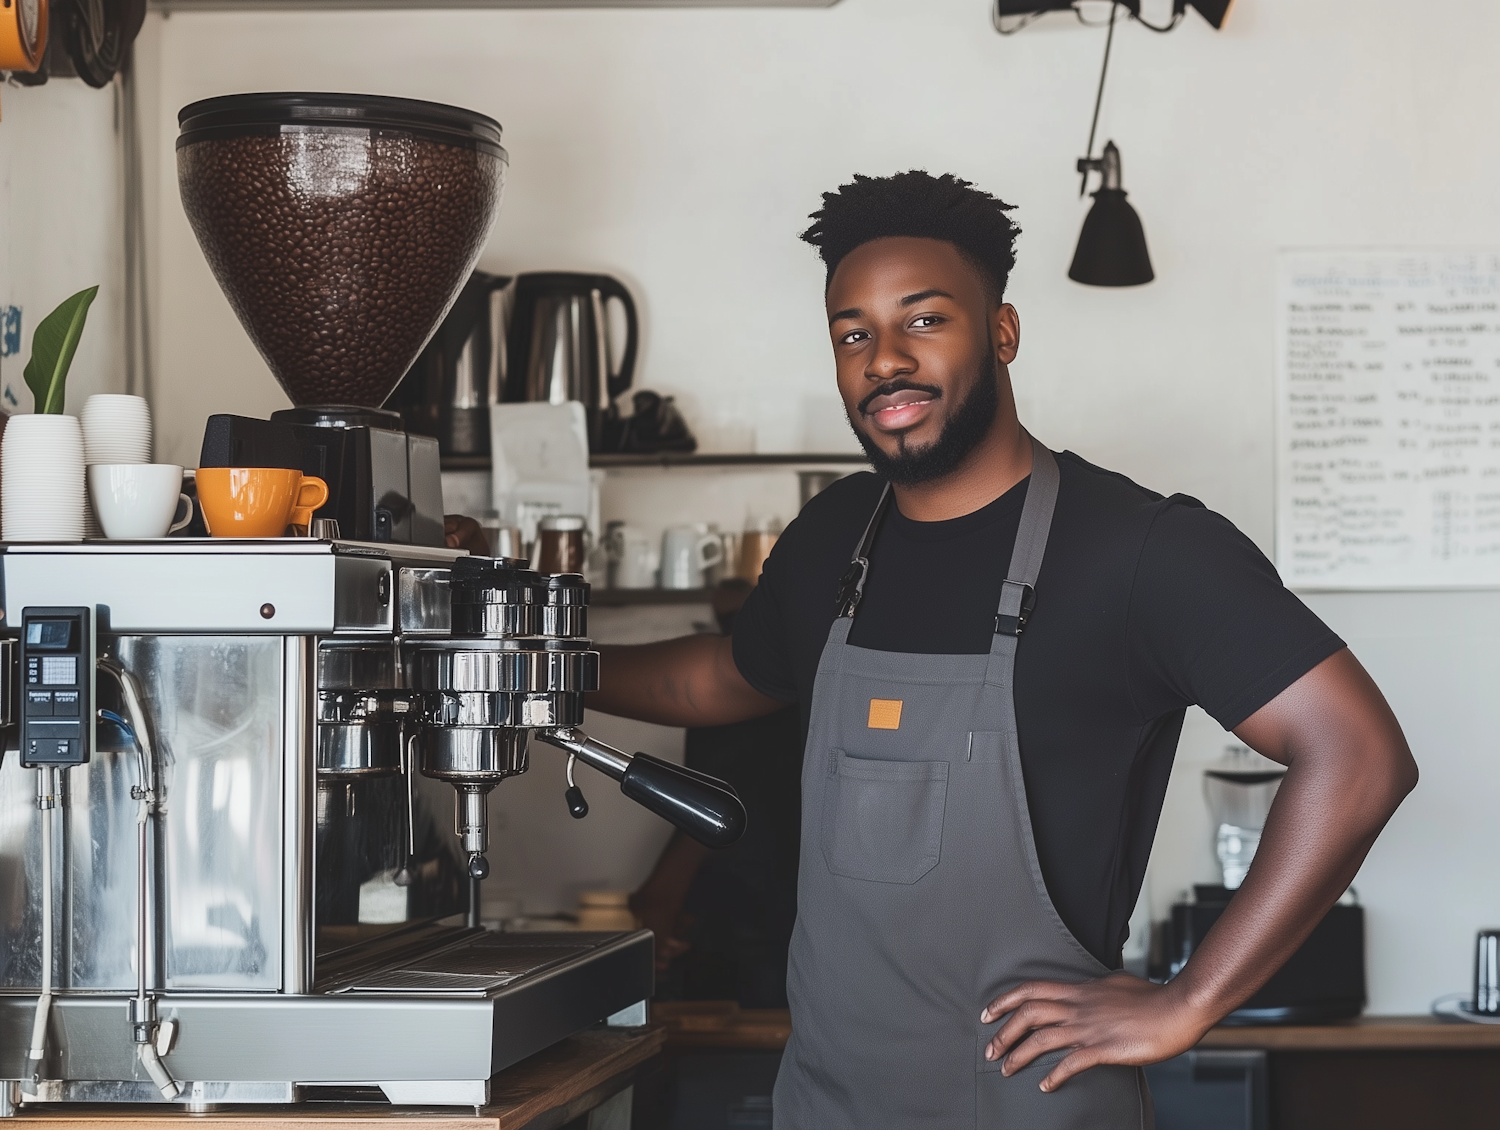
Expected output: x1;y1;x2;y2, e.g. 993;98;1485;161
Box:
836;556;870;618
994;580;1036;636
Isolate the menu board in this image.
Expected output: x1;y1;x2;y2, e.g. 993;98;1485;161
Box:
1276;250;1500;589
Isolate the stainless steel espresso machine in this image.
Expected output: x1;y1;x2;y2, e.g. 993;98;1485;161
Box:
0;539;744;1114
0;92;746;1115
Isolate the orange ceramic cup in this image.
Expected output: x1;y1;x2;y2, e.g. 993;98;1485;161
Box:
196;468;329;538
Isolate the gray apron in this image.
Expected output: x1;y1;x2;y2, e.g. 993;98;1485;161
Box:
774;442;1152;1129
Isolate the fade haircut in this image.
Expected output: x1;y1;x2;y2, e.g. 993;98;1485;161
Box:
799;171;1021;302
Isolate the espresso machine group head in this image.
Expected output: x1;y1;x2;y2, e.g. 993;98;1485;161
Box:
411;557;744;891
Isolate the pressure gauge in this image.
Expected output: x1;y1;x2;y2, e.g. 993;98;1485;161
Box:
0;0;48;73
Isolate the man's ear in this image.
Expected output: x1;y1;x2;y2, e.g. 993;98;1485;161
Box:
994;303;1020;366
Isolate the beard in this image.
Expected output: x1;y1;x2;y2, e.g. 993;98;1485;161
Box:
847;353;1001;486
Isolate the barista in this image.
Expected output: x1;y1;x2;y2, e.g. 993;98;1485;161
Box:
587;171;1416;1129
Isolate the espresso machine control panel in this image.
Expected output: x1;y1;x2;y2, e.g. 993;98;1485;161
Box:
18;605;92;767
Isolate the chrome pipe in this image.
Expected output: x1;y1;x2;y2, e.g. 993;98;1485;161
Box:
283;637;314;995
535;728;631;779
97;658;182;1100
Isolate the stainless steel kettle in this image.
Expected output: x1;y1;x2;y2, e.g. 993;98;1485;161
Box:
502;272;639;451
389;270;511;457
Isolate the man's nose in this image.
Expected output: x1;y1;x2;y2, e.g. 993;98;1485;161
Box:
866;333;915;381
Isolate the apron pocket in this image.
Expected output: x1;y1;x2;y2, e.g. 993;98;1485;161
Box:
821;749;948;884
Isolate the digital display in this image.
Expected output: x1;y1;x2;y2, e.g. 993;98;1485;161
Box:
41;656;77;686
26;620;73;649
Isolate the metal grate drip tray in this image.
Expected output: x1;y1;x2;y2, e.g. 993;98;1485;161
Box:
330;932;608;996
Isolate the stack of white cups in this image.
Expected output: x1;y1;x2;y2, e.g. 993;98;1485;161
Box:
80;394;153;536
1;415;88;542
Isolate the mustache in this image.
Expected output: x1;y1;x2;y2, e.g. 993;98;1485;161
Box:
856;380;943;416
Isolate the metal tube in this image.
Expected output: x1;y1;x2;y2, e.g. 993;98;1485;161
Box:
25;768;57;1093
100;659;182;1100
283;637;314;994
536;728;631;779
457;786;489;858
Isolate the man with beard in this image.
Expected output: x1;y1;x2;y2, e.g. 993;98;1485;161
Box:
591;171;1416;1128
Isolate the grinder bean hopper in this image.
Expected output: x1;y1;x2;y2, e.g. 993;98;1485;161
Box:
178;92;509;544
0;93;745;1117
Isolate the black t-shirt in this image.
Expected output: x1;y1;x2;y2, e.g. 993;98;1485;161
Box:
731;451;1344;967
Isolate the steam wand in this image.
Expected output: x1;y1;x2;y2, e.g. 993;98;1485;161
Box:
99;659;183;1101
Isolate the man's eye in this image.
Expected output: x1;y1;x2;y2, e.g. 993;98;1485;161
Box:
912;315;943;328
839;329;869;345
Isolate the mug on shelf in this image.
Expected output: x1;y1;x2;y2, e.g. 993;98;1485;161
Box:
613;527;658;589
660;524;724;590
196;467;329;538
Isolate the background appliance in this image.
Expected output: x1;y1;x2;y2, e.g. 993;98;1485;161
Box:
1167;886;1366;1024
389;271;511;458
1155;746;1367;1023
503;271;639;453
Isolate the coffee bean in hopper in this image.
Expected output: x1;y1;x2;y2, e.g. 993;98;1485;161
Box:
178;130;502;408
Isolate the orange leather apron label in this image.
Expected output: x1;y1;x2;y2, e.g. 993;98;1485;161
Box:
866;698;903;730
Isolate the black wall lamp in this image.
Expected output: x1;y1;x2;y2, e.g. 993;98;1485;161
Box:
994;0;1233;286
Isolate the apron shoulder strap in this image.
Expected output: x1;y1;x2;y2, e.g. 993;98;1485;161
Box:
995;440;1060;637
835;481;892;618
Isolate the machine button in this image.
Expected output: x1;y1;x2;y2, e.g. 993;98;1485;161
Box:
51;691;79;717
26;657;39;685
26;690;53;717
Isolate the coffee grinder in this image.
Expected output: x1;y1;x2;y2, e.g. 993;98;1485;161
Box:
177;93;508;544
1165;746;1365;1023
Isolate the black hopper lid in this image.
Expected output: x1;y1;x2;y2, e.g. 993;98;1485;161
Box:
177;92;506;160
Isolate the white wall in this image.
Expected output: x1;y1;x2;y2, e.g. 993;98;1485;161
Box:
0;79;126;415
141;0;1500;1011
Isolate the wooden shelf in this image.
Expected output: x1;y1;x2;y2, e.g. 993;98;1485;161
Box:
590;452;868;468
440;452;868;472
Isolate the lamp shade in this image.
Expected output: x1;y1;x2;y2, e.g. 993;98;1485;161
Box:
1068;188;1154;287
1187;0;1235;29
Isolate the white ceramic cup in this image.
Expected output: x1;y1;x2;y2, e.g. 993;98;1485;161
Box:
615;529;659;589
660;524;724;590
88;464;193;539
1;414;86;543
80;393;152;465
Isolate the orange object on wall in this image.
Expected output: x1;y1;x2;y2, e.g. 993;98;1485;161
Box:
0;0;48;73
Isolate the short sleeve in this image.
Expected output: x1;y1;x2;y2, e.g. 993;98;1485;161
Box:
1127;498;1345;730
731;541;799;703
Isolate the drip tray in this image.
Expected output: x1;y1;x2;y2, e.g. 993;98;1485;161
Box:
330;931;616;997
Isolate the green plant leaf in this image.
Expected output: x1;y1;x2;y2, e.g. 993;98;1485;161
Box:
23;286;99;415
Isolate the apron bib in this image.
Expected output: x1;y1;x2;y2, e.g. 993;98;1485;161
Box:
774;443;1152;1129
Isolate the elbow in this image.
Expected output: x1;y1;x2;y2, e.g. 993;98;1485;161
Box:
1373;734;1418;816
1394;744;1419;801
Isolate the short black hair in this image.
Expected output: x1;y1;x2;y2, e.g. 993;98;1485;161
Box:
800;171;1021;301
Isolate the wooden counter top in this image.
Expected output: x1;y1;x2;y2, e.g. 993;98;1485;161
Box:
10;1025;664;1129
654;1001;793;1050
1198;1014;1500;1051
653;1002;1500;1053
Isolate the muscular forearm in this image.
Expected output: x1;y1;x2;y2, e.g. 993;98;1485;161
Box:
589;634;784;728
1170;649;1417;1023
982;648;1416;1091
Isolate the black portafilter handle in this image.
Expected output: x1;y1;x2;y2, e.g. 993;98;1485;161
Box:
537;729;746;849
